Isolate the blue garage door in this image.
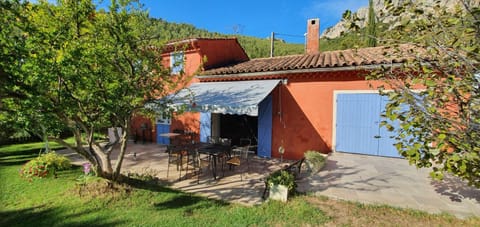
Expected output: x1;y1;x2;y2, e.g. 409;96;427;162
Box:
335;93;401;158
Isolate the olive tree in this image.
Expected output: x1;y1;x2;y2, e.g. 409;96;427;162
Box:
368;0;480;187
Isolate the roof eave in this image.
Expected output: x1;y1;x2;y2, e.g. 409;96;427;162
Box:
196;63;404;80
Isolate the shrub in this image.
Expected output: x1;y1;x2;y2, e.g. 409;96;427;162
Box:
266;170;297;194
20;152;71;180
304;150;327;173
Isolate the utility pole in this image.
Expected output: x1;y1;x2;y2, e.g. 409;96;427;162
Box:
270;32;275;57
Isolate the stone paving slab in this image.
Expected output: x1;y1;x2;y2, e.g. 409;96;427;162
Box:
296;152;480;219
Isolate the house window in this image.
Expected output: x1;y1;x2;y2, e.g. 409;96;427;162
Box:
156;112;171;125
170;52;184;75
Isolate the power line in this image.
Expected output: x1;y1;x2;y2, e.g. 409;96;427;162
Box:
274;32;305;38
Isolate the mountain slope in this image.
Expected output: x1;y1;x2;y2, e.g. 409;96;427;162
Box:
321;0;479;39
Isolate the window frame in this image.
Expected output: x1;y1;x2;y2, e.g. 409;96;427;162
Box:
170;51;184;75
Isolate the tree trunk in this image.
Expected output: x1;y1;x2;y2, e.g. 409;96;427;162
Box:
113;119;130;180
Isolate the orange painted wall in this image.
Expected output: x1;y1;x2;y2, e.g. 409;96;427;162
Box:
130;114;156;143
131;48;204;140
170;112;201;142
271;72;389;160
197;39;249;69
161;49;202;85
149;39;248;139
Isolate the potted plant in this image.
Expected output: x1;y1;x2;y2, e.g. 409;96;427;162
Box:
304;150;327;175
266;170;296;202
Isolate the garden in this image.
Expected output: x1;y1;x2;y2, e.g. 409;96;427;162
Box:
1;142;479;226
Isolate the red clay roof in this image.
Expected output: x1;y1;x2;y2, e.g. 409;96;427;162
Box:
202;44;425;76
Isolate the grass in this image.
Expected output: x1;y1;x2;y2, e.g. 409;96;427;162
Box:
1;142;479;226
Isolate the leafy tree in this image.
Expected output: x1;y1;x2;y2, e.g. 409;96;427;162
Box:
368;0;480;187
0;0;176;180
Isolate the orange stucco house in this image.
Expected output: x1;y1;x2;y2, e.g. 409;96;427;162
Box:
133;18;418;160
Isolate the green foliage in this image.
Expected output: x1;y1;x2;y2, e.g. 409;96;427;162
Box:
0;0;178;180
19;152;71;180
266;170;297;194
366;0;377;47
367;1;480;187
304;150;327;173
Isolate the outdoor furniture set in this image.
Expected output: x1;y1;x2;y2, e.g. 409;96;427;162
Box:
165;133;255;183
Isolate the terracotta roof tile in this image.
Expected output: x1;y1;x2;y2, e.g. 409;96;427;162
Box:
202;44;426;76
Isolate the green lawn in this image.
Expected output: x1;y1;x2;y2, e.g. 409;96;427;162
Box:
1;142;479;226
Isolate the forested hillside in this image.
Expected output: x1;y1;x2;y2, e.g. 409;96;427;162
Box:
149;18;309;59
149;17;390;58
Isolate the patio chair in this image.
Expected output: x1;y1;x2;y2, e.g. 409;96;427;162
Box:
207;136;219;144
166;145;181;179
181;144;200;181
224;137;246;180
226;156;243;181
166;144;189;180
238;138;255;160
196;151;211;183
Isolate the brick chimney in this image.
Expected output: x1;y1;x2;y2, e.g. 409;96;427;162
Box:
306;18;320;54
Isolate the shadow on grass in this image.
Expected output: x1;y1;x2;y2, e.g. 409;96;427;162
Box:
0;147;65;166
122;175;229;212
153;193;229;217
0;148;40;166
0;206;125;227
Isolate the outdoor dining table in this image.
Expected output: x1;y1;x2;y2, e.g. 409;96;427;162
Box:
197;143;231;180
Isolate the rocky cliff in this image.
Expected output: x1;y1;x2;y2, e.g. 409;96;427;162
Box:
321;0;478;39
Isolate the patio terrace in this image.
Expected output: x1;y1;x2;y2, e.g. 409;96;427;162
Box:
59;142;288;205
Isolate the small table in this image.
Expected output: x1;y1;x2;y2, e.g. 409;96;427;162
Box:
159;132;181;138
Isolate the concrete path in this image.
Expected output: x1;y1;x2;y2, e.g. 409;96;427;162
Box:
297;152;480;219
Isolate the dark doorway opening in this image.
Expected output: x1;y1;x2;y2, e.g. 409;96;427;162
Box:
220;114;257;147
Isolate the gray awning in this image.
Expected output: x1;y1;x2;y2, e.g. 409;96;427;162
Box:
168;80;281;116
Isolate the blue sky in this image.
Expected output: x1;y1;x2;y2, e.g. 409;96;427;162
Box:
141;0;368;43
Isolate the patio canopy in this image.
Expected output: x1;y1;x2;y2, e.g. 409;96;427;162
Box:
166;79;281;116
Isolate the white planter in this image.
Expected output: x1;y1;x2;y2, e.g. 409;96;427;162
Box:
269;184;289;202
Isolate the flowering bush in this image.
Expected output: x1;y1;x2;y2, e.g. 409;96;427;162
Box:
20;152;71;180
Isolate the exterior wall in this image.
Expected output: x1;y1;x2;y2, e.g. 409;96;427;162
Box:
151;39;247;137
197;39;249;69
130;114;156;143
170;112;201;142
132;47;203;140
271;71;388;160
161;49;202;84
